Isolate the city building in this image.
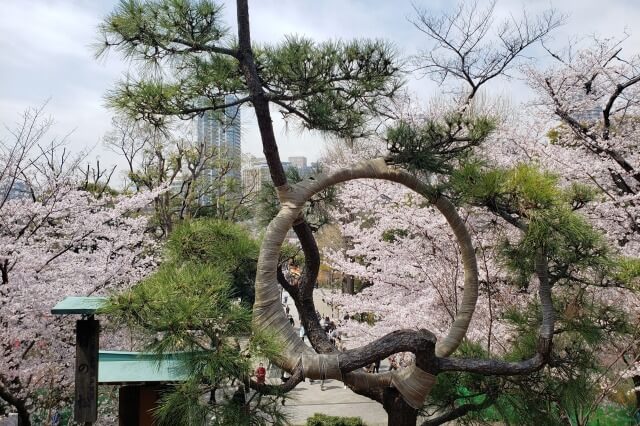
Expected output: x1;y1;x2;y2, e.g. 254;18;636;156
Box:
241;156;315;196
195;95;242;204
288;156;307;171
241;155;270;196
0;180;30;201
567;92;602;124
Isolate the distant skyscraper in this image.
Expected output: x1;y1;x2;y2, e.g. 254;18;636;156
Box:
196;95;241;204
567;92;602;124
240;155;316;196
288;156;307;170
0;180;30;201
241;156;270;196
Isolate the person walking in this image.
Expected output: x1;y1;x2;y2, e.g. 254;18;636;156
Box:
255;362;266;384
389;355;398;371
299;325;306;342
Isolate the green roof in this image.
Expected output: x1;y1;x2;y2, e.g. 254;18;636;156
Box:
51;296;108;315
98;351;188;384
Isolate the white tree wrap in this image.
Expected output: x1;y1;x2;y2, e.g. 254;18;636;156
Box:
253;158;479;408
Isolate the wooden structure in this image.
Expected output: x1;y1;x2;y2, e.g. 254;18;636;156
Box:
99;351;186;426
52;296;107;424
52;297;186;426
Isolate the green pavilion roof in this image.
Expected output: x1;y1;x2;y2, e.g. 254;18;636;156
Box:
98;351;188;384
51;296;107;315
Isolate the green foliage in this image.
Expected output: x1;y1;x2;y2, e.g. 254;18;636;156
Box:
103;218;285;424
500;205;610;287
588;405;637;425
563;182;599;209
306;413;366;426
255;166;303;228
426;342;500;424
381;228;409;242
431;294;634;426
105;263;251;338
387;114;496;174
486;287;633;426
98;1;402;137
431;161;638;425
257;35;401;137
546;127;560;144
612;257;640;287
451;161;614;288
451;161;560;211
79;181;119;197
167;219;259;304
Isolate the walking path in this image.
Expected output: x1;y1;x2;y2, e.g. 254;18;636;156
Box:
275;288;388;425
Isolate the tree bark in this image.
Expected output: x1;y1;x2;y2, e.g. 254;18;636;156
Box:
291;221;334;353
343;275;355;294
0;383;31;426
236;1;325;341
383;388;418;426
236;0;287;187
1;258;8;284
633;375;640;410
383;347;437;426
421;393;496;426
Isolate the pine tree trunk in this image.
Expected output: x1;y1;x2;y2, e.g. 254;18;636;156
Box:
382;347;436;426
383;387;418;426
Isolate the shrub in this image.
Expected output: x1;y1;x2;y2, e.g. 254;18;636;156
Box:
306;413;366;426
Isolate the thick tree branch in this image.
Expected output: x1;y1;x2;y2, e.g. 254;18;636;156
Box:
236;0;287;187
602;74;640;139
544;78;640;190
421;393;497;426
339;329;436;373
290;221;335;354
0;381;31;426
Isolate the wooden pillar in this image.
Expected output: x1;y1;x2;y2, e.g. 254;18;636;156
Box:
74;318;99;424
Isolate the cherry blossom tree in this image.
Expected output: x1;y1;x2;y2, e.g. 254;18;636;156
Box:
324;146;524;354
0;107;162;425
523;35;640;408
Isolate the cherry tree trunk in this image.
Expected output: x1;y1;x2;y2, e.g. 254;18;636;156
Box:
342;275;355;294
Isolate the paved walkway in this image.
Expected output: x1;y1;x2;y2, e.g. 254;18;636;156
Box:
276;288;388;425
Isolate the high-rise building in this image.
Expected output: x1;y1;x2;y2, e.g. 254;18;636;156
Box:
567;92;602;124
241;156;270;196
240;155;317;196
288;156;307;171
196;95;241;204
0;180;30;201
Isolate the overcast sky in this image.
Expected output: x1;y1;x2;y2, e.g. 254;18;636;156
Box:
2;0;639;180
